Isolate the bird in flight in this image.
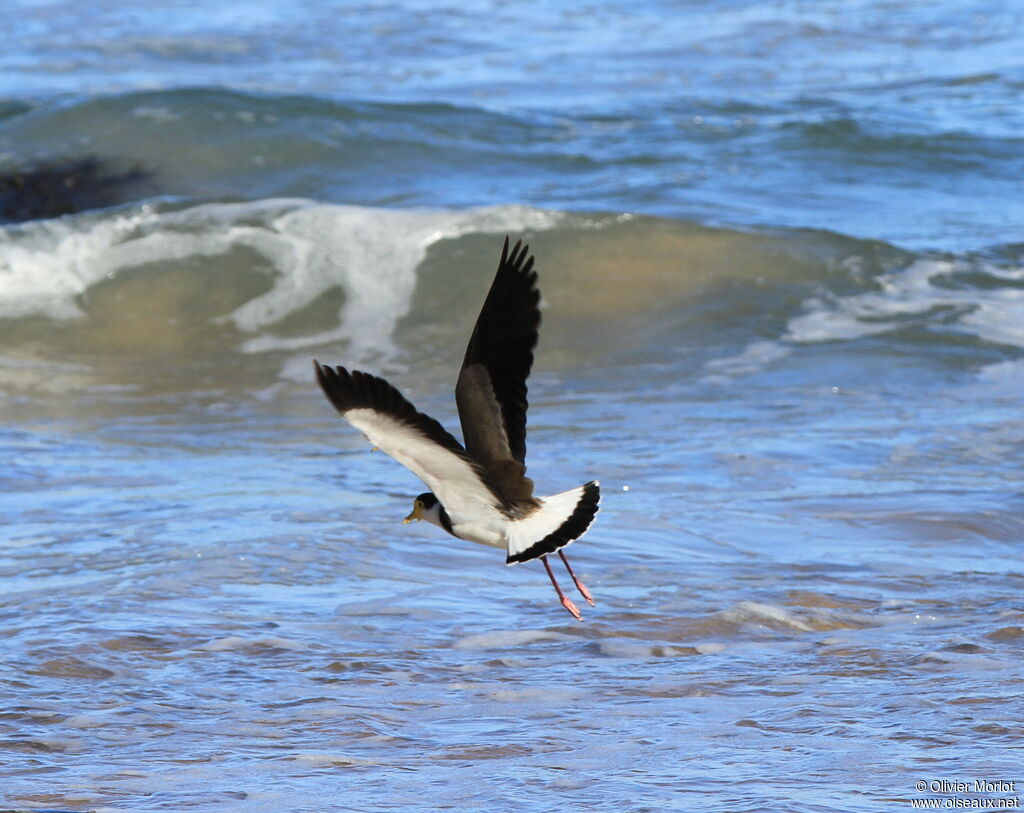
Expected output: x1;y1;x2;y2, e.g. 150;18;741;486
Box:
314;237;599;620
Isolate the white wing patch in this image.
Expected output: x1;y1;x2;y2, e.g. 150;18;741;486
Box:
344;408;502;521
505;484;589;561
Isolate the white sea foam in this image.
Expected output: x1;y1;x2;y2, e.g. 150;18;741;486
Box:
718;601;816;632
197;635;309;651
974;358;1024;396
230;202;559;362
0;199;562;364
0;205;164;319
700;339;792;384
289;753;380;767
452;629;575;649
703;257;1024;379
597;639;710;658
785;258;1024;348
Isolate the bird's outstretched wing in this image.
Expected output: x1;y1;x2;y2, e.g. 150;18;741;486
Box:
455;237;540;501
314;362;504;518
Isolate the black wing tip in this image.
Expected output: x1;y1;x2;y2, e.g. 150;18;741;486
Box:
494;237;540;327
313;358;335;387
499;235;537;285
505;481;601;565
314;361;475;465
313;362;405;417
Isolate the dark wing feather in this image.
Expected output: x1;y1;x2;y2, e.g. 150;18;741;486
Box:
315;361;465;456
455;237;540;498
314;361;508;515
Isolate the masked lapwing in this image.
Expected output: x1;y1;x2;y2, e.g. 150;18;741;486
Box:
314;237;599;620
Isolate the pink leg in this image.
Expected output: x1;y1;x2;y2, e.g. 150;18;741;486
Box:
542;555;583;621
559;550;595;606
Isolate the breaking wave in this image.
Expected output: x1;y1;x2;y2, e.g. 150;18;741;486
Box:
1;198;1021;395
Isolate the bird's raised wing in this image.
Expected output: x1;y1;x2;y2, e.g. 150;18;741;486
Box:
314;362;504;518
455;237;540;496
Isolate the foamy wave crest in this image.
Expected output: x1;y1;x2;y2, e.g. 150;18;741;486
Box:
785;257;1024;348
703;255;1024;381
0;199;562;363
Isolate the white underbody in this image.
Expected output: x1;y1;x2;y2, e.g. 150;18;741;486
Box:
449;517;506;548
344;407;589;562
446;484;590;560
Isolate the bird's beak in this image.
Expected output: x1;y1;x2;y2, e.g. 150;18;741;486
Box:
403;503;423;524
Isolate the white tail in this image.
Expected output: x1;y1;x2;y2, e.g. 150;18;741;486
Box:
505;481;600;564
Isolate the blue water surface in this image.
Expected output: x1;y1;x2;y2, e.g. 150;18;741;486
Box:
2;0;1023;248
2;3;1023;812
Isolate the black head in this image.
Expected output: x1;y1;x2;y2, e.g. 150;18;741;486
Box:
416;492;438;508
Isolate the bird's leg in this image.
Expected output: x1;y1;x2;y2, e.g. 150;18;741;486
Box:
541;555;583;621
558;550;595;607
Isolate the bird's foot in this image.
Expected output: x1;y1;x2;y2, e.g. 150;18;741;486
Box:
560;594;584;622
574;579;596;608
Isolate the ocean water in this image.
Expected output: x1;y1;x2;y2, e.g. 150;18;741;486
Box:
2;2;1023;811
